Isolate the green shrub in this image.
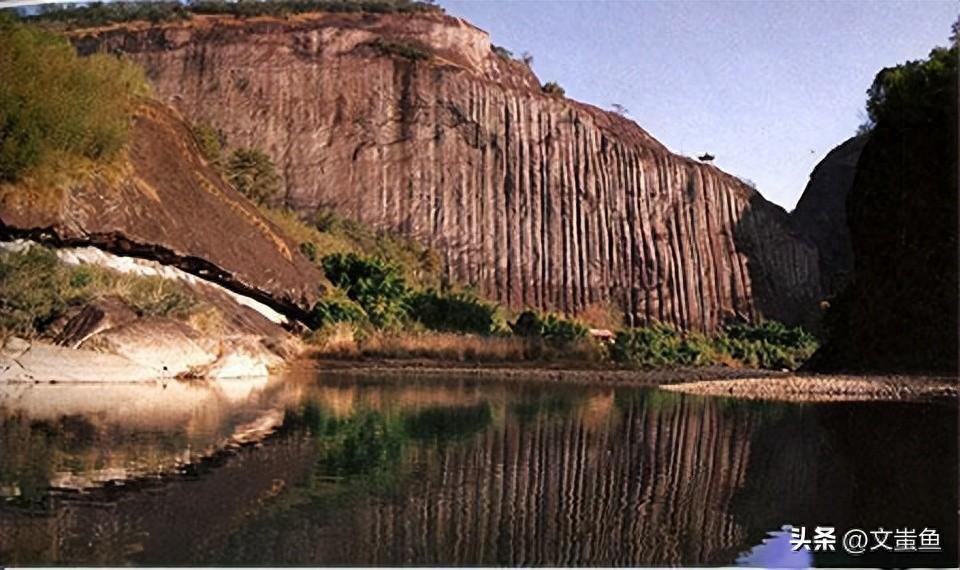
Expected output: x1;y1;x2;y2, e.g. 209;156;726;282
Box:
225;147;281;206
610;323;715;368
308;294;367;328
407;289;501;335
321;253;409;328
192;123;226;167
511;310;588;348
541;81;565;97
25;1;191;28
0;17;149;182
610;320;817;370
714;320;818;370
299;241;319;262
279;206;442;289
865;45;956;129
367;37;431;61
0;246;67;334
0;245;201;337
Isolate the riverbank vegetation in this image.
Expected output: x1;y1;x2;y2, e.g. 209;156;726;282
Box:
0;245;203;338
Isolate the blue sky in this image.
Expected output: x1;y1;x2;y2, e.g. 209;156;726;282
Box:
443;0;957;209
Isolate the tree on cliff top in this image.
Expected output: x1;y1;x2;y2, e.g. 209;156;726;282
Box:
864;44;957;129
22;0;443;29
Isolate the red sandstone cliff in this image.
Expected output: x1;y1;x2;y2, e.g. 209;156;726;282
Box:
72;12;821;330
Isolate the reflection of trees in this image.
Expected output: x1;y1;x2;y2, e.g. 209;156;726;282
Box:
0;413;61;506
403;403;492;442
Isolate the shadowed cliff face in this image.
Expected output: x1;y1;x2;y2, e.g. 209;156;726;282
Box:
810;46;958;373
791;135;868;295
0;102;325;320
72;13;821;330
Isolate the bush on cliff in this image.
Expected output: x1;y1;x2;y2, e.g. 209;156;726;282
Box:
541;81;565;97
0;17;149;183
491;45;513;59
192;123;227;168
24;2;190;28
225;147;282;206
367;38;431;61
264;205;442;289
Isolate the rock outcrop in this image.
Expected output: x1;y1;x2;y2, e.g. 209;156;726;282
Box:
72;12;822;331
791;135;868;294
0;101;325;321
811;47;957;373
0;240;302;381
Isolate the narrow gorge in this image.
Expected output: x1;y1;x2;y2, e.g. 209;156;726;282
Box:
73;11;822;331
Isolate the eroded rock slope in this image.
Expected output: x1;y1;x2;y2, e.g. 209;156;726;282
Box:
0;101;325;320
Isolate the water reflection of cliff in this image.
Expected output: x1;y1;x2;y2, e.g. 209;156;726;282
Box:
0;375;955;566
255;387;763;566
0;376;299;499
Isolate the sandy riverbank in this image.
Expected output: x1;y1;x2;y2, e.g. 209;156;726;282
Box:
309;359;958;402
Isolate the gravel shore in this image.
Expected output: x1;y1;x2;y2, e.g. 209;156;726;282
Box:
309;358;784;386
661;374;958;402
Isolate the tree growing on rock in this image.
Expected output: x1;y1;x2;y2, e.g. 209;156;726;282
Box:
541;81;565;97
225;147;281;206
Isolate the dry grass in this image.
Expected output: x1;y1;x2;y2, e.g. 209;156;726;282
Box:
186;305;227;337
307;328;611;365
0;246;209;337
359;332;529;362
306;322;360;357
577;301;624;331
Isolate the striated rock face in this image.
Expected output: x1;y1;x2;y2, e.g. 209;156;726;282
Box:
791;135;867;294
0;101;325;320
73;13;821;330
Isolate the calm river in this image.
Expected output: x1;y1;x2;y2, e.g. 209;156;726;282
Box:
0;371;955;566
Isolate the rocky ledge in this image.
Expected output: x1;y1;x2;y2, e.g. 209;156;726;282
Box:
1;242;304;382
